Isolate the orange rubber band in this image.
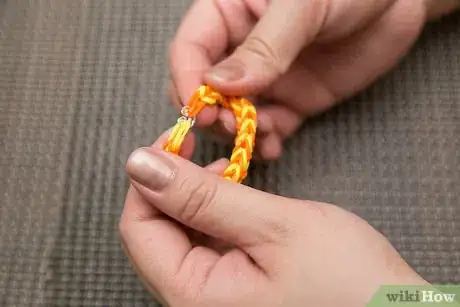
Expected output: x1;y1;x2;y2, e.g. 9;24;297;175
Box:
163;85;257;183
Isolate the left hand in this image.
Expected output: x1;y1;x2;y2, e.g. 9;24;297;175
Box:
167;0;428;160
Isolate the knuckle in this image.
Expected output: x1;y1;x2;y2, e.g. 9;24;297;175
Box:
243;36;277;62
261;217;293;246
176;176;219;226
240;36;285;75
261;200;320;246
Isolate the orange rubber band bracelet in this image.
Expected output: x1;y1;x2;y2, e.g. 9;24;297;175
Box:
163;85;257;183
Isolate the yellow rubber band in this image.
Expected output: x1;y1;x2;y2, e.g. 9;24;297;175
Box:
163;85;257;183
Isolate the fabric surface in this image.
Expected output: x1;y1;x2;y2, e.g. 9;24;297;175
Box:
0;1;458;306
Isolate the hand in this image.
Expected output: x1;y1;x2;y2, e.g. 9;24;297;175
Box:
120;130;426;307
168;0;429;160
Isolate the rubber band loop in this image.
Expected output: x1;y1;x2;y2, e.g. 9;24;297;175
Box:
163;85;257;183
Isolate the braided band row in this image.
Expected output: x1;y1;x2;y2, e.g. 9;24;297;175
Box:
163;85;257;183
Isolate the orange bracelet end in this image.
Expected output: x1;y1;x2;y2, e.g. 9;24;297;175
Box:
163;85;257;183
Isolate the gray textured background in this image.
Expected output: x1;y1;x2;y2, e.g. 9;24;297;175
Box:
0;1;458;306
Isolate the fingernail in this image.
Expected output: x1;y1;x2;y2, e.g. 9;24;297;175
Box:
207;61;245;82
126;148;175;191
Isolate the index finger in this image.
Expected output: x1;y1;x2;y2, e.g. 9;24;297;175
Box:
169;0;229;127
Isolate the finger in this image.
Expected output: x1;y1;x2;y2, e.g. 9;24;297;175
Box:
260;0;423;124
204;158;229;175
169;0;229;127
183;158;233;255
218;107;274;137
256;132;284;161
120;156;231;301
266;0;423;116
213;0;260;47
425;0;460;20
165;92;242;148
119;184;220;303
169;0;262;128
194;107;274;159
304;0;425;102
152;127;196;161
125;147;295;261
121;128;196;225
204;0;329;96
315;0;396;42
169;0;228;98
169;76;218;128
120;155;264;300
262;59;338;118
218;104;300;160
120;238;169;306
257;104;304;140
122;159;229;250
242;0;269;19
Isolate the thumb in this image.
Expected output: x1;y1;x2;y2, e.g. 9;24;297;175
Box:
204;0;327;95
125;146;296;250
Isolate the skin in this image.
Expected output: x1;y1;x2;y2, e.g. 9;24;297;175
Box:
119;1;459;306
167;0;459;160
120;130;428;307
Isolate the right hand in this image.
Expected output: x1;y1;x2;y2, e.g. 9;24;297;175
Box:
168;0;428;160
120;129;427;307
